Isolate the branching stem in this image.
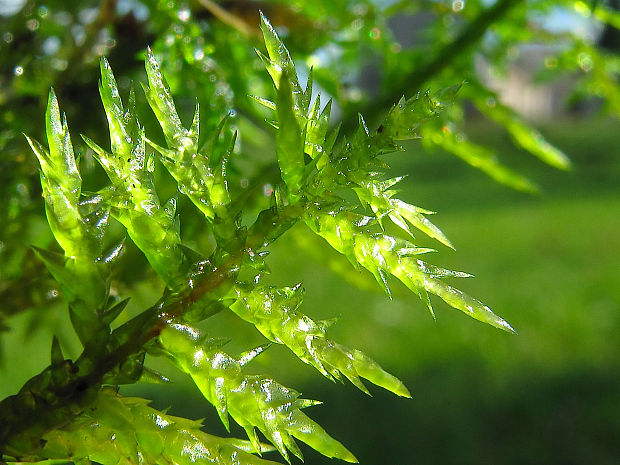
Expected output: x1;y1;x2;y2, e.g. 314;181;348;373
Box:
197;0;259;38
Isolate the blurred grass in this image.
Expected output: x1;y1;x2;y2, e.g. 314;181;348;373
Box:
1;116;619;464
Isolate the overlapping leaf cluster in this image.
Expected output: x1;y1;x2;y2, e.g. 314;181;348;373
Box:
157;319;356;463
25;92;118;345
41;387;279;465
2;13;520;465
254;14;515;332
3;0;618;335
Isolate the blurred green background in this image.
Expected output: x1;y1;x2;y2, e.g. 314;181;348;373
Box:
2;115;618;464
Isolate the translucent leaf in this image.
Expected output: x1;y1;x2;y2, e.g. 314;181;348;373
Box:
26;93;96;260
89;60;189;291
421;278;516;333
305;98;332;161
144;47;184;146
275;72;305;193
143;50;231;220
38;388;280;465
354;181;454;248
45;90;81;197
99;58;133;157
257;16;334;181
230;284;410;397
158;320;357;463
304;204;515;333
259;12;302;105
249;94;276;110
26;106;111;342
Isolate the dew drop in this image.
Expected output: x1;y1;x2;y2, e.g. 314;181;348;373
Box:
177;8;190;22
14;66;23;76
46;289;59;299
193;48;204;61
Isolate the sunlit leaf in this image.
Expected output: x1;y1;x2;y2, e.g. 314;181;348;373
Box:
230;284;410;397
158;320;358;463
39;388;280;465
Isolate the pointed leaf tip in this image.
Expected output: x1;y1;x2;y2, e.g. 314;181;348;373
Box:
102;297;130;325
400;385;413;399
51;336;64;364
498;318;517;335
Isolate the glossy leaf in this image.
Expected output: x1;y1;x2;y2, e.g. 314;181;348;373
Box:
158;320;357;463
27;92;111;344
304;204;515;333
275;72;305;194
354;178;455;248
39;388;279;465
259;12;303;108
26;91;88;258
10;11;532;464
230;284;410;397
144;49;232;221
87;59;188;291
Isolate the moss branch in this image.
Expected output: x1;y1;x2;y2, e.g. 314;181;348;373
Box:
0;202;303;459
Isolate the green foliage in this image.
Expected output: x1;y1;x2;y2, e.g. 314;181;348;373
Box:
157;319;356;463
0;1;618;464
143;47;235;223
40;387;279;465
230;283;411;397
84;58;189;291
25;90;112;344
